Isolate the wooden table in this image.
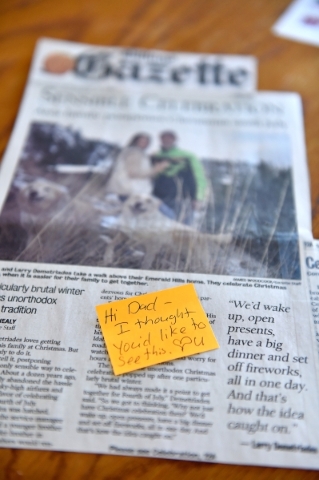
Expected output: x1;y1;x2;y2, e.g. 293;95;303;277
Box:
1;0;319;478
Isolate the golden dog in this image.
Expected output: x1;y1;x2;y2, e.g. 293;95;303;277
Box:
101;193;232;270
17;178;70;236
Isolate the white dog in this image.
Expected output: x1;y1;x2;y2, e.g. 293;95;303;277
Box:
101;193;232;270
17;178;70;234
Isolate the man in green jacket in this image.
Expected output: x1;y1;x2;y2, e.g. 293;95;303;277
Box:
152;131;207;225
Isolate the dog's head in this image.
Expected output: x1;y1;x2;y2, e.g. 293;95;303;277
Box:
18;178;69;214
123;194;161;216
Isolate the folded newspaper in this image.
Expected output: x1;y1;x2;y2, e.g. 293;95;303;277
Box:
0;38;318;469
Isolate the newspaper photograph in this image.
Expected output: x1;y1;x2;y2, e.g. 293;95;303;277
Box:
0;39;318;469
0;116;301;279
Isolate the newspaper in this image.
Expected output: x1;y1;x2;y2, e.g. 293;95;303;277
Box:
273;0;319;47
304;240;319;354
0;38;319;469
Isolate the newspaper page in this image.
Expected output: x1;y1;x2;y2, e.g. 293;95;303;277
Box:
273;0;319;47
0;38;319;469
303;240;319;355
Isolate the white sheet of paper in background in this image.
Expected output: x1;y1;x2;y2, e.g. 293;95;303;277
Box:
273;0;319;47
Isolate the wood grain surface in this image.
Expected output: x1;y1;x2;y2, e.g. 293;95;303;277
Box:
1;0;319;478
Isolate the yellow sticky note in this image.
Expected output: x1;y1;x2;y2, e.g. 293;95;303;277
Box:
95;284;219;375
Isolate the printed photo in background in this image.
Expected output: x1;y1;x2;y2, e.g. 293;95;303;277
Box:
0;121;300;279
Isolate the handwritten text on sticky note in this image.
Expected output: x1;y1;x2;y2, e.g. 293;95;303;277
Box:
95;284;219;375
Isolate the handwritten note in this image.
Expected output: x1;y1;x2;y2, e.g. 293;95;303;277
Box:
95;284;219;375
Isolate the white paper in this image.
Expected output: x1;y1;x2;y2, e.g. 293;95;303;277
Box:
0;39;319;469
303;240;319;354
273;0;319;47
